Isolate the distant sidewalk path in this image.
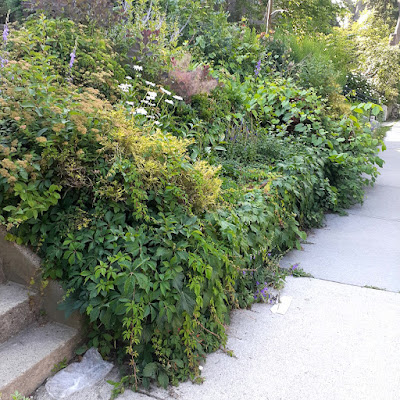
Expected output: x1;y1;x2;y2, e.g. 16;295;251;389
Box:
35;124;400;400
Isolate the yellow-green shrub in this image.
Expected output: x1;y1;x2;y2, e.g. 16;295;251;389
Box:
110;113;222;213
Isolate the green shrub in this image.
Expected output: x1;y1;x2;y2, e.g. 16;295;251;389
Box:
8;16;127;100
278;32;351;98
218;76;384;211
0;28;289;391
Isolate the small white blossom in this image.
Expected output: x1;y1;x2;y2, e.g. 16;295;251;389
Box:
149;103;156;107
173;95;184;101
133;65;143;71
118;83;132;93
126;101;135;106
141;100;150;105
147;115;155;119
160;87;172;96
154;121;161;125
199;366;203;371
126;76;133;80
165;99;174;105
147;91;157;99
145;80;156;87
133;108;148;115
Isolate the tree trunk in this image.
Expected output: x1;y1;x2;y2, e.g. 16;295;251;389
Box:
353;0;366;20
389;1;400;45
342;0;355;14
265;0;273;33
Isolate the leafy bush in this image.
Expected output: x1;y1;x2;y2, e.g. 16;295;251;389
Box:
8;16;127;100
218;76;384;211
0;22;290;391
345;72;377;101
278;33;351;98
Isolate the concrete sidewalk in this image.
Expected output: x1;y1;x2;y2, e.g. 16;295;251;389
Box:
34;278;400;400
125;278;400;400
35;124;400;400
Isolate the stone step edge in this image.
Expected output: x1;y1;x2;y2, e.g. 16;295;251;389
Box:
0;282;40;345
0;322;82;400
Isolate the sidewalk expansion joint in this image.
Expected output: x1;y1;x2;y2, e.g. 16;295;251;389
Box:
346;212;400;223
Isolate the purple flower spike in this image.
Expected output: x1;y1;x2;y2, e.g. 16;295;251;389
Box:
292;263;299;271
254;59;261;77
2;22;9;45
0;56;8;68
69;48;76;69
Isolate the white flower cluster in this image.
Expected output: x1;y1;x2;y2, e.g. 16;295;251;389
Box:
160;87;172;96
143;81;184;104
120;70;186;128
133;108;148;115
118;83;132;93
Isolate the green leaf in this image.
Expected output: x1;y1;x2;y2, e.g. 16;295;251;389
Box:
135;273;150;291
157;371;169;388
298;231;307;240
372;106;381;116
177;290;196;315
173;359;184;368
142;362;158;378
294;124;306;132
3;206;16;212
21;101;35;108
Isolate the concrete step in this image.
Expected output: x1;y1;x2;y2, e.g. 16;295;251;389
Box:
0;322;81;400
0;282;40;344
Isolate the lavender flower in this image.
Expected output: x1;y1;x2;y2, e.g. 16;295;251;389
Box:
254;59;261;77
1;13;10;69
291;263;299;271
2;21;9;45
0;56;8;68
69;48;76;69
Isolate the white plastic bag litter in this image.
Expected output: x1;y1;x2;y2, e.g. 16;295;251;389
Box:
45;348;114;399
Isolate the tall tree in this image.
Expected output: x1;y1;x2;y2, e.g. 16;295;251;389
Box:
389;1;400;45
350;0;400;45
275;0;342;34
